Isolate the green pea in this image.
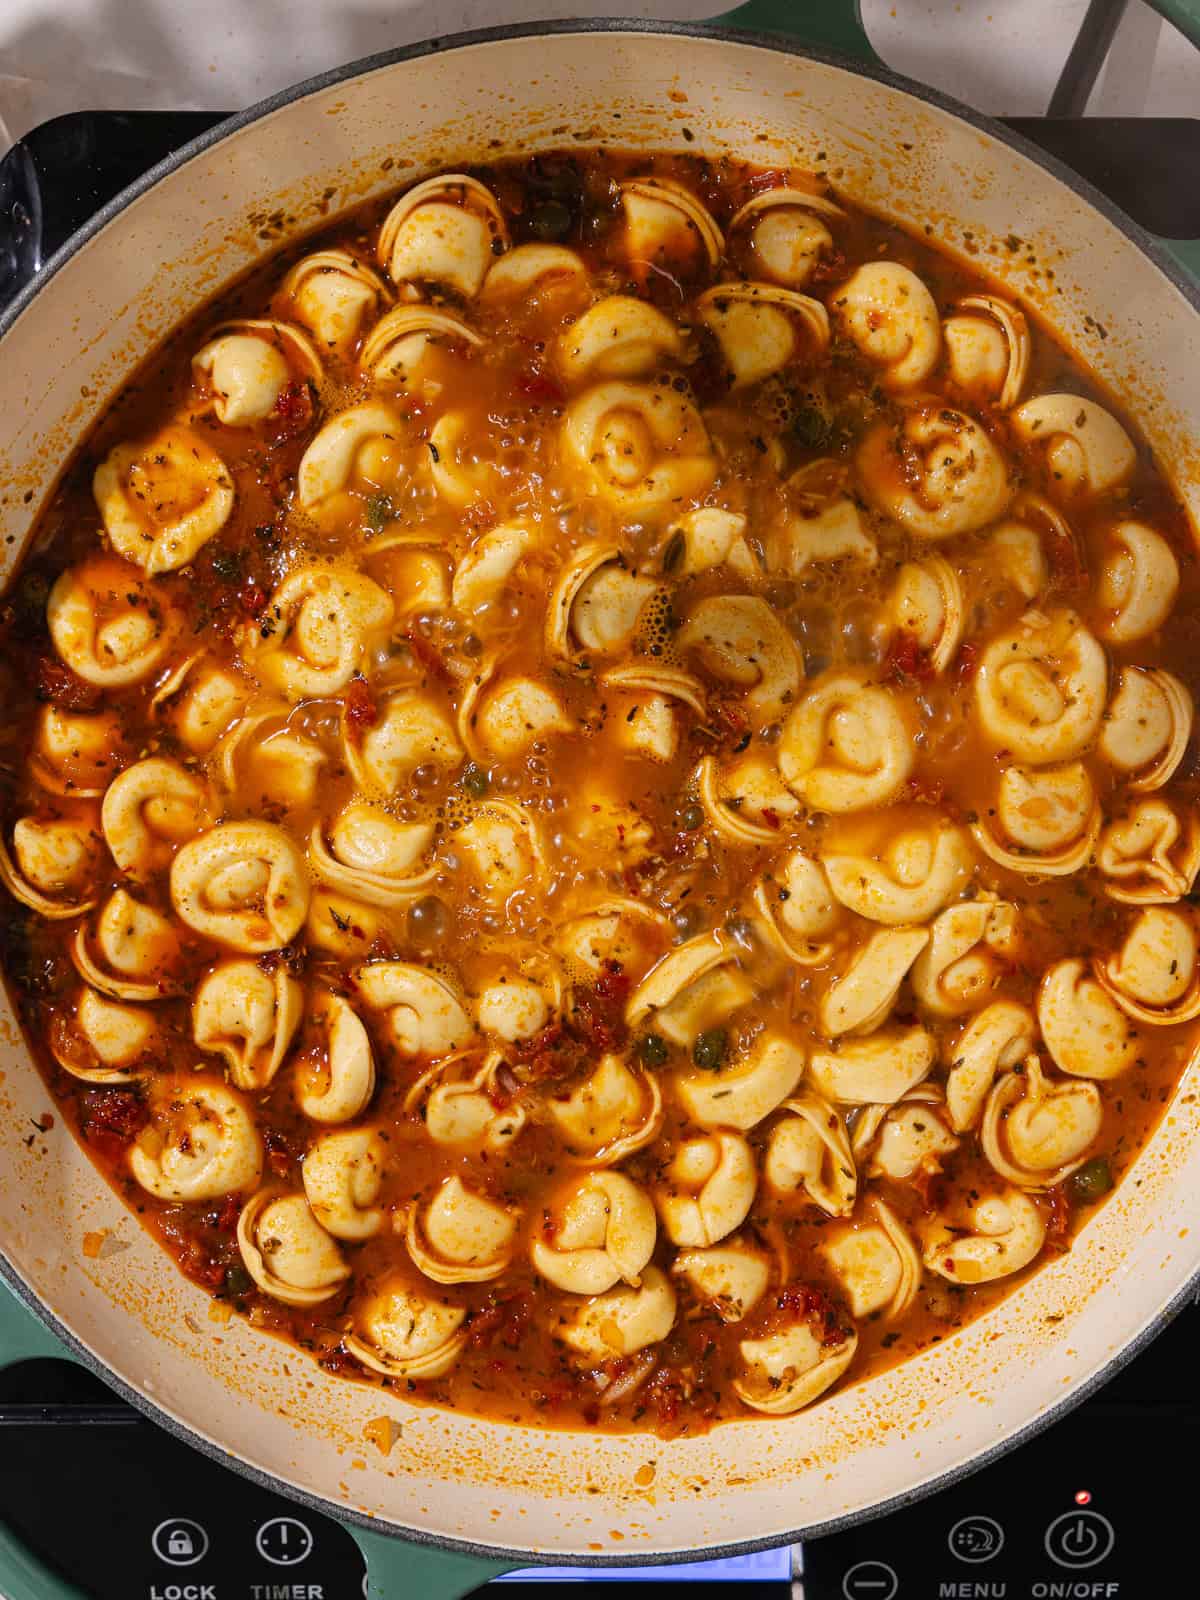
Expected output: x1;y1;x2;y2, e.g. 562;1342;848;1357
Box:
1069;1157;1113;1204
679;804;704;832
529;200;573;241
462;762;490;798
693;1028;728;1071
638;1033;669;1068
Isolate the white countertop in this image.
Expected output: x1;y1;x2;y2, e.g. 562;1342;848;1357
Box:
0;0;1197;152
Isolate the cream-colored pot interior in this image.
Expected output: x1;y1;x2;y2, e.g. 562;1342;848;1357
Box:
0;24;1198;1561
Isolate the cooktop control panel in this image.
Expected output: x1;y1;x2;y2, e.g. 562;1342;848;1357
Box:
0;1305;1192;1598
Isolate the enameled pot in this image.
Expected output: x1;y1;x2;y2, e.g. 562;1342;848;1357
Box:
2;4;1200;1594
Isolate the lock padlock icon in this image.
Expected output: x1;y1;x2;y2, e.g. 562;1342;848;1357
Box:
167;1530;194;1559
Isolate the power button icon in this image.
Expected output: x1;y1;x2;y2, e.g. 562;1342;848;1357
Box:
1045;1509;1116;1569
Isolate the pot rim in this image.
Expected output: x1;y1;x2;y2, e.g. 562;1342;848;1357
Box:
1;14;1197;1565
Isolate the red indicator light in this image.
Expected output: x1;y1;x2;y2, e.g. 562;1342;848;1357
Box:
1074;1490;1092;1505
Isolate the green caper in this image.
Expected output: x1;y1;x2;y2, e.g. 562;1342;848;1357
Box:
462;762;490;798
529;200;573;241
693;1028;728;1071
225;1264;253;1299
679;804;704;832
1069;1157;1113;1204
637;1033;669;1068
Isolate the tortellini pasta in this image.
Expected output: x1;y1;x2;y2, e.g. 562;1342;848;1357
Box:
824;1198;921;1319
407;1177;518;1284
974;609;1107;765
48;559;178;688
1095;521;1179;644
101;758;211;878
1097;799;1200;904
677;595;800;724
192;959;303;1090
531;1172;656;1294
193;319;322;424
923;1188;1046;1285
832;262;940;389
942;294;1030;408
727;187;842;286
302;1128;386;1241
551;1266;677;1362
129;1077;262;1201
981;1056;1102;1189
857;402;1011;539
696;282;829;388
655;1133;757;1247
93;427;234;575
821;821;973;925
1011;394;1135;496
1096;907;1200;1025
673;1033;805;1130
294;991;377;1124
779;675;914;813
279;249;389;353
354;961;473;1056
249;567;393;699
346;1280;468;1379
237;1190;350;1307
734;1318;858;1416
561;381;715;517
547;1053;662;1164
377;174;508;298
765;1092;856;1216
1099;668;1192;791
171;822;309;953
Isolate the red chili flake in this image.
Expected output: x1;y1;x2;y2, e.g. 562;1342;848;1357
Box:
262;1127;296;1180
808;246;848;287
570;961;630;1054
273;380;310;421
1045;1184;1073;1253
319;1346;365;1378
516;369;565;407
211;1193;241;1233
404;624;451;683
36;656;102;711
239;580;268;619
343;673;379;733
642;1366;685;1431
885;632;936;683
760;807;782;831
777;1281;847;1345
1044;526;1086;592
80;1090;149;1158
473;1290;533;1350
192;1256;227;1290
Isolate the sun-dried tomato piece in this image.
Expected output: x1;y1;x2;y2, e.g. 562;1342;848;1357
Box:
343;674;379;733
36;657;102;711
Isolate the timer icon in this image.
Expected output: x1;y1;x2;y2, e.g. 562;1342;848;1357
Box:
948;1515;1005;1564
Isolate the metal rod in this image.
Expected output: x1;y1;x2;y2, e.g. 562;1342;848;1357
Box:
0;1404;140;1426
1048;0;1132;115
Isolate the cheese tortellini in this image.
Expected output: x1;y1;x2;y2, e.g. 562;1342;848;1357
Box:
93;427;234;575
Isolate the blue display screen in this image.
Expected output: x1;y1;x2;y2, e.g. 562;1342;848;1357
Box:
494;1545;796;1582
